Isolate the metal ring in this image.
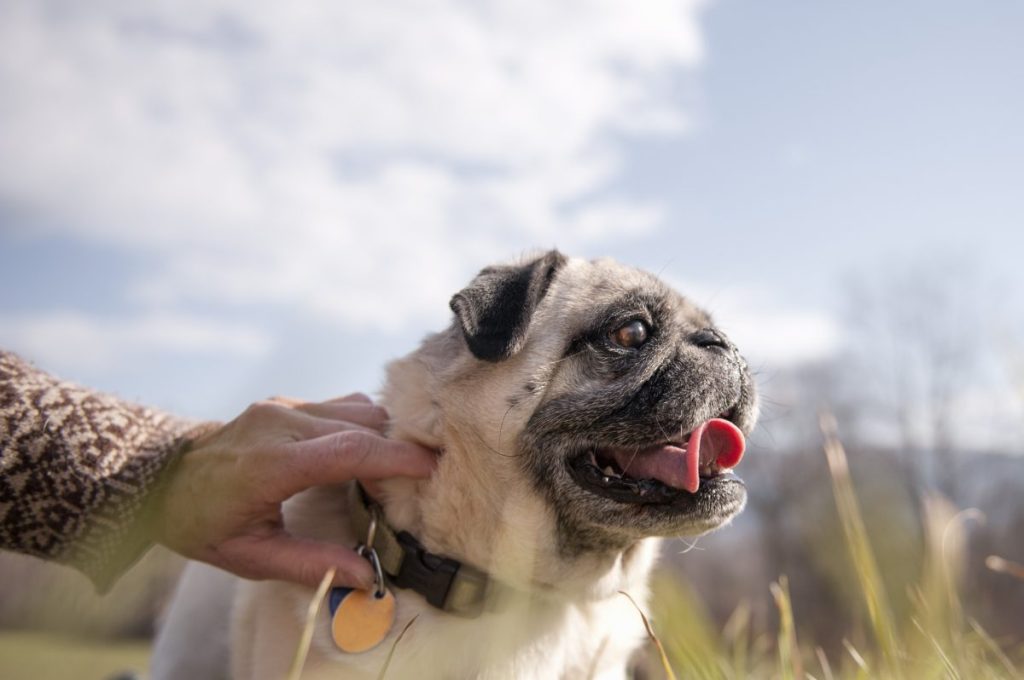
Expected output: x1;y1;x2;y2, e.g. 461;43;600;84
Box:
364;509;378;551
356;544;387;599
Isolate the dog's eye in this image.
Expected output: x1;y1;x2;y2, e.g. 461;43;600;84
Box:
610;320;649;349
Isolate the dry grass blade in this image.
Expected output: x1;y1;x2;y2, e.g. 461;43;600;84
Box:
912;617;961;680
584;637;610;680
375;614;419;680
286;568;336;680
771;577;804;680
968;618;1020;678
842;639;869;673
820;412;901;676
723;601;752;679
986;555;1024;581
815;646;835;680
619;590;678;680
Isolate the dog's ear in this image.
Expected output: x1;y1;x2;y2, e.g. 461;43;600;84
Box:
450;250;567;362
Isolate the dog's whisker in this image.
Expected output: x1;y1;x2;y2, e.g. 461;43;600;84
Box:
674;536;704;554
654;257;677;278
653;412;675;446
497;403;516;451
468;421;523;458
548;348;587;366
620;446;641;475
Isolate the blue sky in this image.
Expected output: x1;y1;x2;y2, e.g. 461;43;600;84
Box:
1;0;1022;440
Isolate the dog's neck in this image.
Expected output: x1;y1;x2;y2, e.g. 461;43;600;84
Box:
371;459;658;606
375;339;658;603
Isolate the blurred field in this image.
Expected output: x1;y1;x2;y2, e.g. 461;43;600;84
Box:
0;547;178;680
1;413;1021;679
0;631;148;680
644;419;1024;680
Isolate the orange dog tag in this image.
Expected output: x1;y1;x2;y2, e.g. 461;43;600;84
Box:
328;586;396;653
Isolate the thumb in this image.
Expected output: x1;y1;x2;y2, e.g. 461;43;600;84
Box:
217;533;377;590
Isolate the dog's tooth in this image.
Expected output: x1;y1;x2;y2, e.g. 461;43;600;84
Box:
603;465;615;477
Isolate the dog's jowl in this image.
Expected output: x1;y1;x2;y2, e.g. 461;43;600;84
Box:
152;251;758;680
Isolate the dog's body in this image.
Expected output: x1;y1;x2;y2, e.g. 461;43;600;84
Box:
153;252;757;680
229;487;657;680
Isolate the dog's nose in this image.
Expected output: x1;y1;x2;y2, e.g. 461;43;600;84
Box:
689;328;730;352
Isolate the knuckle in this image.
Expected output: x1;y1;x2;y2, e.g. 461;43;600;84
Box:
242;400;293;427
243;400;277;420
331;429;376;459
367;405;390;424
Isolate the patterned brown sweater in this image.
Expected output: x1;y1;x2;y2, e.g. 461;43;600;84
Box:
0;351;214;591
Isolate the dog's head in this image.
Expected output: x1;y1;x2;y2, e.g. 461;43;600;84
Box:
384;250;757;564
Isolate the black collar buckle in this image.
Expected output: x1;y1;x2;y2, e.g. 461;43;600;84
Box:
392;531;461;610
349;483;491;617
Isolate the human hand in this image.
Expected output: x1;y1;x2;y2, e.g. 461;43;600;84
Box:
151;394;436;590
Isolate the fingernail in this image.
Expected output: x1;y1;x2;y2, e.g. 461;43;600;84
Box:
346;566;375;591
356;573;375;591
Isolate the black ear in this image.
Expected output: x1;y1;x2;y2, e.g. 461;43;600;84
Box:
449;250;567;362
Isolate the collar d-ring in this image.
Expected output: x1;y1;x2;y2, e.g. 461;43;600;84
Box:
364;507;379;550
356;543;387;599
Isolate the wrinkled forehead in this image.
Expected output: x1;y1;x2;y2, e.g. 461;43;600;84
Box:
544;257;714;331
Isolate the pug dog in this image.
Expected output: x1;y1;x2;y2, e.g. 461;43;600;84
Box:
152;251;757;680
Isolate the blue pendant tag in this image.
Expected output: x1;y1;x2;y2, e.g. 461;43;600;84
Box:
328;587;353;615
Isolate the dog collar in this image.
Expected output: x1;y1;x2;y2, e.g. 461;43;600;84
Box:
348;484;491;618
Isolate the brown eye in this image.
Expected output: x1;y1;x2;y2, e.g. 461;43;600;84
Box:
611;320;649;348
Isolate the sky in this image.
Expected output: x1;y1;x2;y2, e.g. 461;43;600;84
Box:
1;0;1022;446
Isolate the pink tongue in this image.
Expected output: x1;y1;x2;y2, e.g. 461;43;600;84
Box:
614;418;746;494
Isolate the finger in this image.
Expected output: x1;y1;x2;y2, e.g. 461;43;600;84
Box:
326;393;374;405
247;394;375;422
360;479;386;500
265;395;303;407
217;534;376;590
260;406;381;442
293;402;389;430
272;431;437;497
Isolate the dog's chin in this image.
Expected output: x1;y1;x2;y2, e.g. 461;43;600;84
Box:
565;451;747;537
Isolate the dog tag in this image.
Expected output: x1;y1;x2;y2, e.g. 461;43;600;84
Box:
328;586;396;653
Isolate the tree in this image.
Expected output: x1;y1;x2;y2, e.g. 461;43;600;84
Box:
836;255;992;495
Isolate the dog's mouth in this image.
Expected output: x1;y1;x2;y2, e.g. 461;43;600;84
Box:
568;418;746;505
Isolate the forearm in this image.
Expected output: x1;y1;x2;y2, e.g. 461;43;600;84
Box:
0;350;216;591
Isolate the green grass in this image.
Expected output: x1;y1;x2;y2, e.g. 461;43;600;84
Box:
646;416;1024;680
0;631;149;680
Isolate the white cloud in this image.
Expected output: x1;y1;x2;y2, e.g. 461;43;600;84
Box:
664;278;844;368
722;309;842;368
0;311;272;372
0;0;708;336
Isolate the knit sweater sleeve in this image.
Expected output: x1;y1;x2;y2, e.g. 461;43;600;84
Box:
0;350;217;592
